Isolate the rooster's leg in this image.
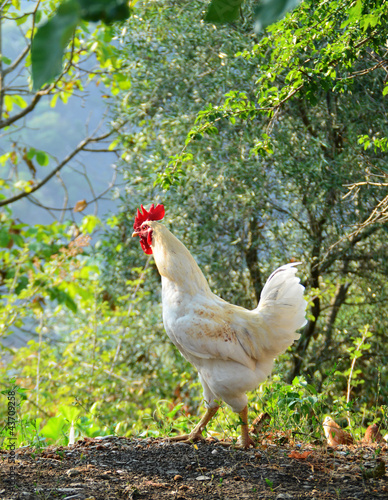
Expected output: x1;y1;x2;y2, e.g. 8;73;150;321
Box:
239;406;255;449
164;406;219;443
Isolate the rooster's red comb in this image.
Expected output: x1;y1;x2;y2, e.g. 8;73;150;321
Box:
133;204;165;230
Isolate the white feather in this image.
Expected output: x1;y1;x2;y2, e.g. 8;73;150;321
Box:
148;221;307;413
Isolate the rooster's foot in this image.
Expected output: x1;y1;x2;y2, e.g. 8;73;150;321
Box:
215;437;256;449
239;435;256;449
163;432;206;443
163;407;219;444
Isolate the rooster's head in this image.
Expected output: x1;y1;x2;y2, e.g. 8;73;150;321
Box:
132;204;165;254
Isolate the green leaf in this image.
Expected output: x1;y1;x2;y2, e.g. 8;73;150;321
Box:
40;415;67;442
0;229;11;247
15;276;29;295
4;95;28;112
254;0;300;31
31;0;81;90
305;384;318;395
58;404;81;422
80;215;101;234
204;0;243;23
35;151;50;166
48;286;78;312
0;55;12;65
347;0;363;23
12;95;28;109
78;0;131;24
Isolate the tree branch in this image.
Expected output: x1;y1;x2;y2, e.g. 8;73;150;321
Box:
3;45;30;77
0;125;122;207
0;87;52;129
243;215;263;303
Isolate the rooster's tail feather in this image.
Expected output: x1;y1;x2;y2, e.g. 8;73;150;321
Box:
256;263;307;357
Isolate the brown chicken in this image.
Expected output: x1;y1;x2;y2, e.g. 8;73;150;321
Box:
363;423;384;444
323;416;354;447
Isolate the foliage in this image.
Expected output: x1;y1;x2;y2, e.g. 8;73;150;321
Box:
0;217;195;446
1;0;388;451
29;0;302;89
205;0;300;28
193;0;388;388
31;0;132;89
0;0;124;214
109;0;388;402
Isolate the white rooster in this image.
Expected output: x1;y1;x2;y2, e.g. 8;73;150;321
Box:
132;204;307;447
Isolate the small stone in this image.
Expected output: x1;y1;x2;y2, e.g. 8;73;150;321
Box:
196;475;210;481
66;469;80;477
166;469;179;475
56;488;83;493
211;449;218;455
362;459;386;479
276;494;293;500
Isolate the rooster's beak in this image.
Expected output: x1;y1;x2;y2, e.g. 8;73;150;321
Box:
132;231;139;237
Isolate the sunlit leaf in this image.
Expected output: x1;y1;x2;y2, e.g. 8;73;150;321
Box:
35;151;50;166
40;415;67;442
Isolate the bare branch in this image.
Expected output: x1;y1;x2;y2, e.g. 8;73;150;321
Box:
0;86;52;129
56;171;70;223
24;167;118;212
320;222;384;274
77;161;99;216
266;198;311;235
0;124;124;208
3;45;30;77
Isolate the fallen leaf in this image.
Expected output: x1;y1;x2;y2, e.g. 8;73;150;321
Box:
288;450;312;460
143;481;169;488
22;152;36;177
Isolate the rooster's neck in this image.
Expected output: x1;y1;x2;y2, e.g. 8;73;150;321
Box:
150;223;211;296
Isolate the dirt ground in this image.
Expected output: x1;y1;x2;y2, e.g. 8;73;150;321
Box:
1;436;387;499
